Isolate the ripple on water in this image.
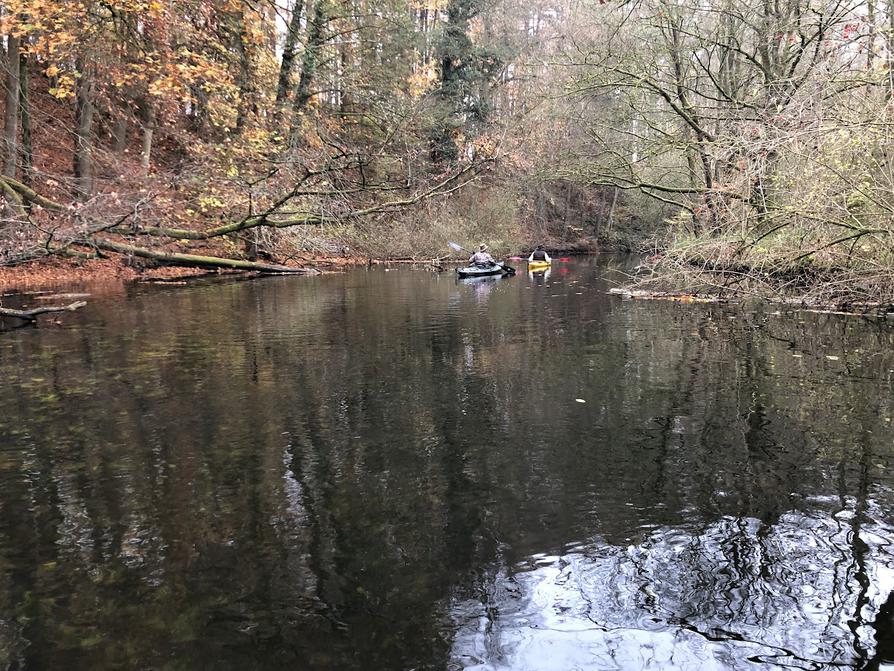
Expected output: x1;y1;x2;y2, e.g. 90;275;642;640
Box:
448;506;894;670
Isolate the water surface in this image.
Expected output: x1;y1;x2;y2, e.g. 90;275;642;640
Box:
1;258;894;670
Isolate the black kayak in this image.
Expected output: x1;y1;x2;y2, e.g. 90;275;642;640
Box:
456;264;514;278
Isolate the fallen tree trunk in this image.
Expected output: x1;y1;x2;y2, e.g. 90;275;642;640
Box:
0;161;488;273
0;300;87;322
0;162;485;243
91;239;321;274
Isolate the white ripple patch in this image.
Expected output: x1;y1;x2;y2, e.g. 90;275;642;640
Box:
447;507;894;670
449;561;770;671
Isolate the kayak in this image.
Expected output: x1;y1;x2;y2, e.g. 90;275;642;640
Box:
528;261;551;272
456;265;511;278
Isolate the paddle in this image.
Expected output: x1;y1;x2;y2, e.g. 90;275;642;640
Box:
448;241;516;275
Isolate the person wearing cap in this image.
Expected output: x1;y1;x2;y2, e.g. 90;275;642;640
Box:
469;244;496;268
528;245;551;263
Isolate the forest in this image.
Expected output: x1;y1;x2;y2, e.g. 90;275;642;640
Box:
0;0;892;306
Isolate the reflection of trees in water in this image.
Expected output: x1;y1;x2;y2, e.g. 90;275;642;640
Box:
442;299;894;668
0;266;892;668
449;500;894;669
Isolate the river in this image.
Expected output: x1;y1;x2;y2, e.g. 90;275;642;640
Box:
1;257;894;670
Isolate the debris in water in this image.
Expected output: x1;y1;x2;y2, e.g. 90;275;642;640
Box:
36;293;91;301
608;288;731;303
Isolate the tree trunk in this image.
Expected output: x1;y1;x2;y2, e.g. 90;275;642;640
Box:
73;60;95;198
0;301;87;323
91;238;319;274
18;49;31;187
275;0;305;110
140;99;155;173
112;113;128;153
888;0;894;93
666;20;717;230
429;0;478;164
235;7;256;133
190;84;209;138
290;0;327;143
337;37;346;114
244;229;259;261
606;187;619;233
3;35;20;178
867;0;876;69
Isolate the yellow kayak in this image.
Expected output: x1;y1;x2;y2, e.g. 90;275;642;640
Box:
528;261;551;272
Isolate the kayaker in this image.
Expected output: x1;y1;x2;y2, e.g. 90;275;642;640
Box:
469;244;496;268
528;245;551;263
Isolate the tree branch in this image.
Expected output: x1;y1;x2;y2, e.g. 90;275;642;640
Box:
1;301;87;322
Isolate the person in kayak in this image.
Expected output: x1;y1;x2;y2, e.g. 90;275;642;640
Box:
469;244;496;268
528;245;551;263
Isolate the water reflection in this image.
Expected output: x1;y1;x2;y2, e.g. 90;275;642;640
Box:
527;267;551;283
455;274;511;303
0;258;892;669
449;503;894;670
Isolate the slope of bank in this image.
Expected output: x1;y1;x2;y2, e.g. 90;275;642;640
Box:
625;229;894;315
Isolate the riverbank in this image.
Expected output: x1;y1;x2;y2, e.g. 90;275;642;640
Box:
0;254;375;291
0;238;605;292
617;226;894;316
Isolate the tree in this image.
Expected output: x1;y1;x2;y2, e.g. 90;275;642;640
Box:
73;58;95;198
0;0;532;273
3;33;21;178
275;0;306;111
430;0;503;164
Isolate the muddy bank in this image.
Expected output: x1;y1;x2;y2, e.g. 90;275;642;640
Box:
0;244;607;292
0;254;375;292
